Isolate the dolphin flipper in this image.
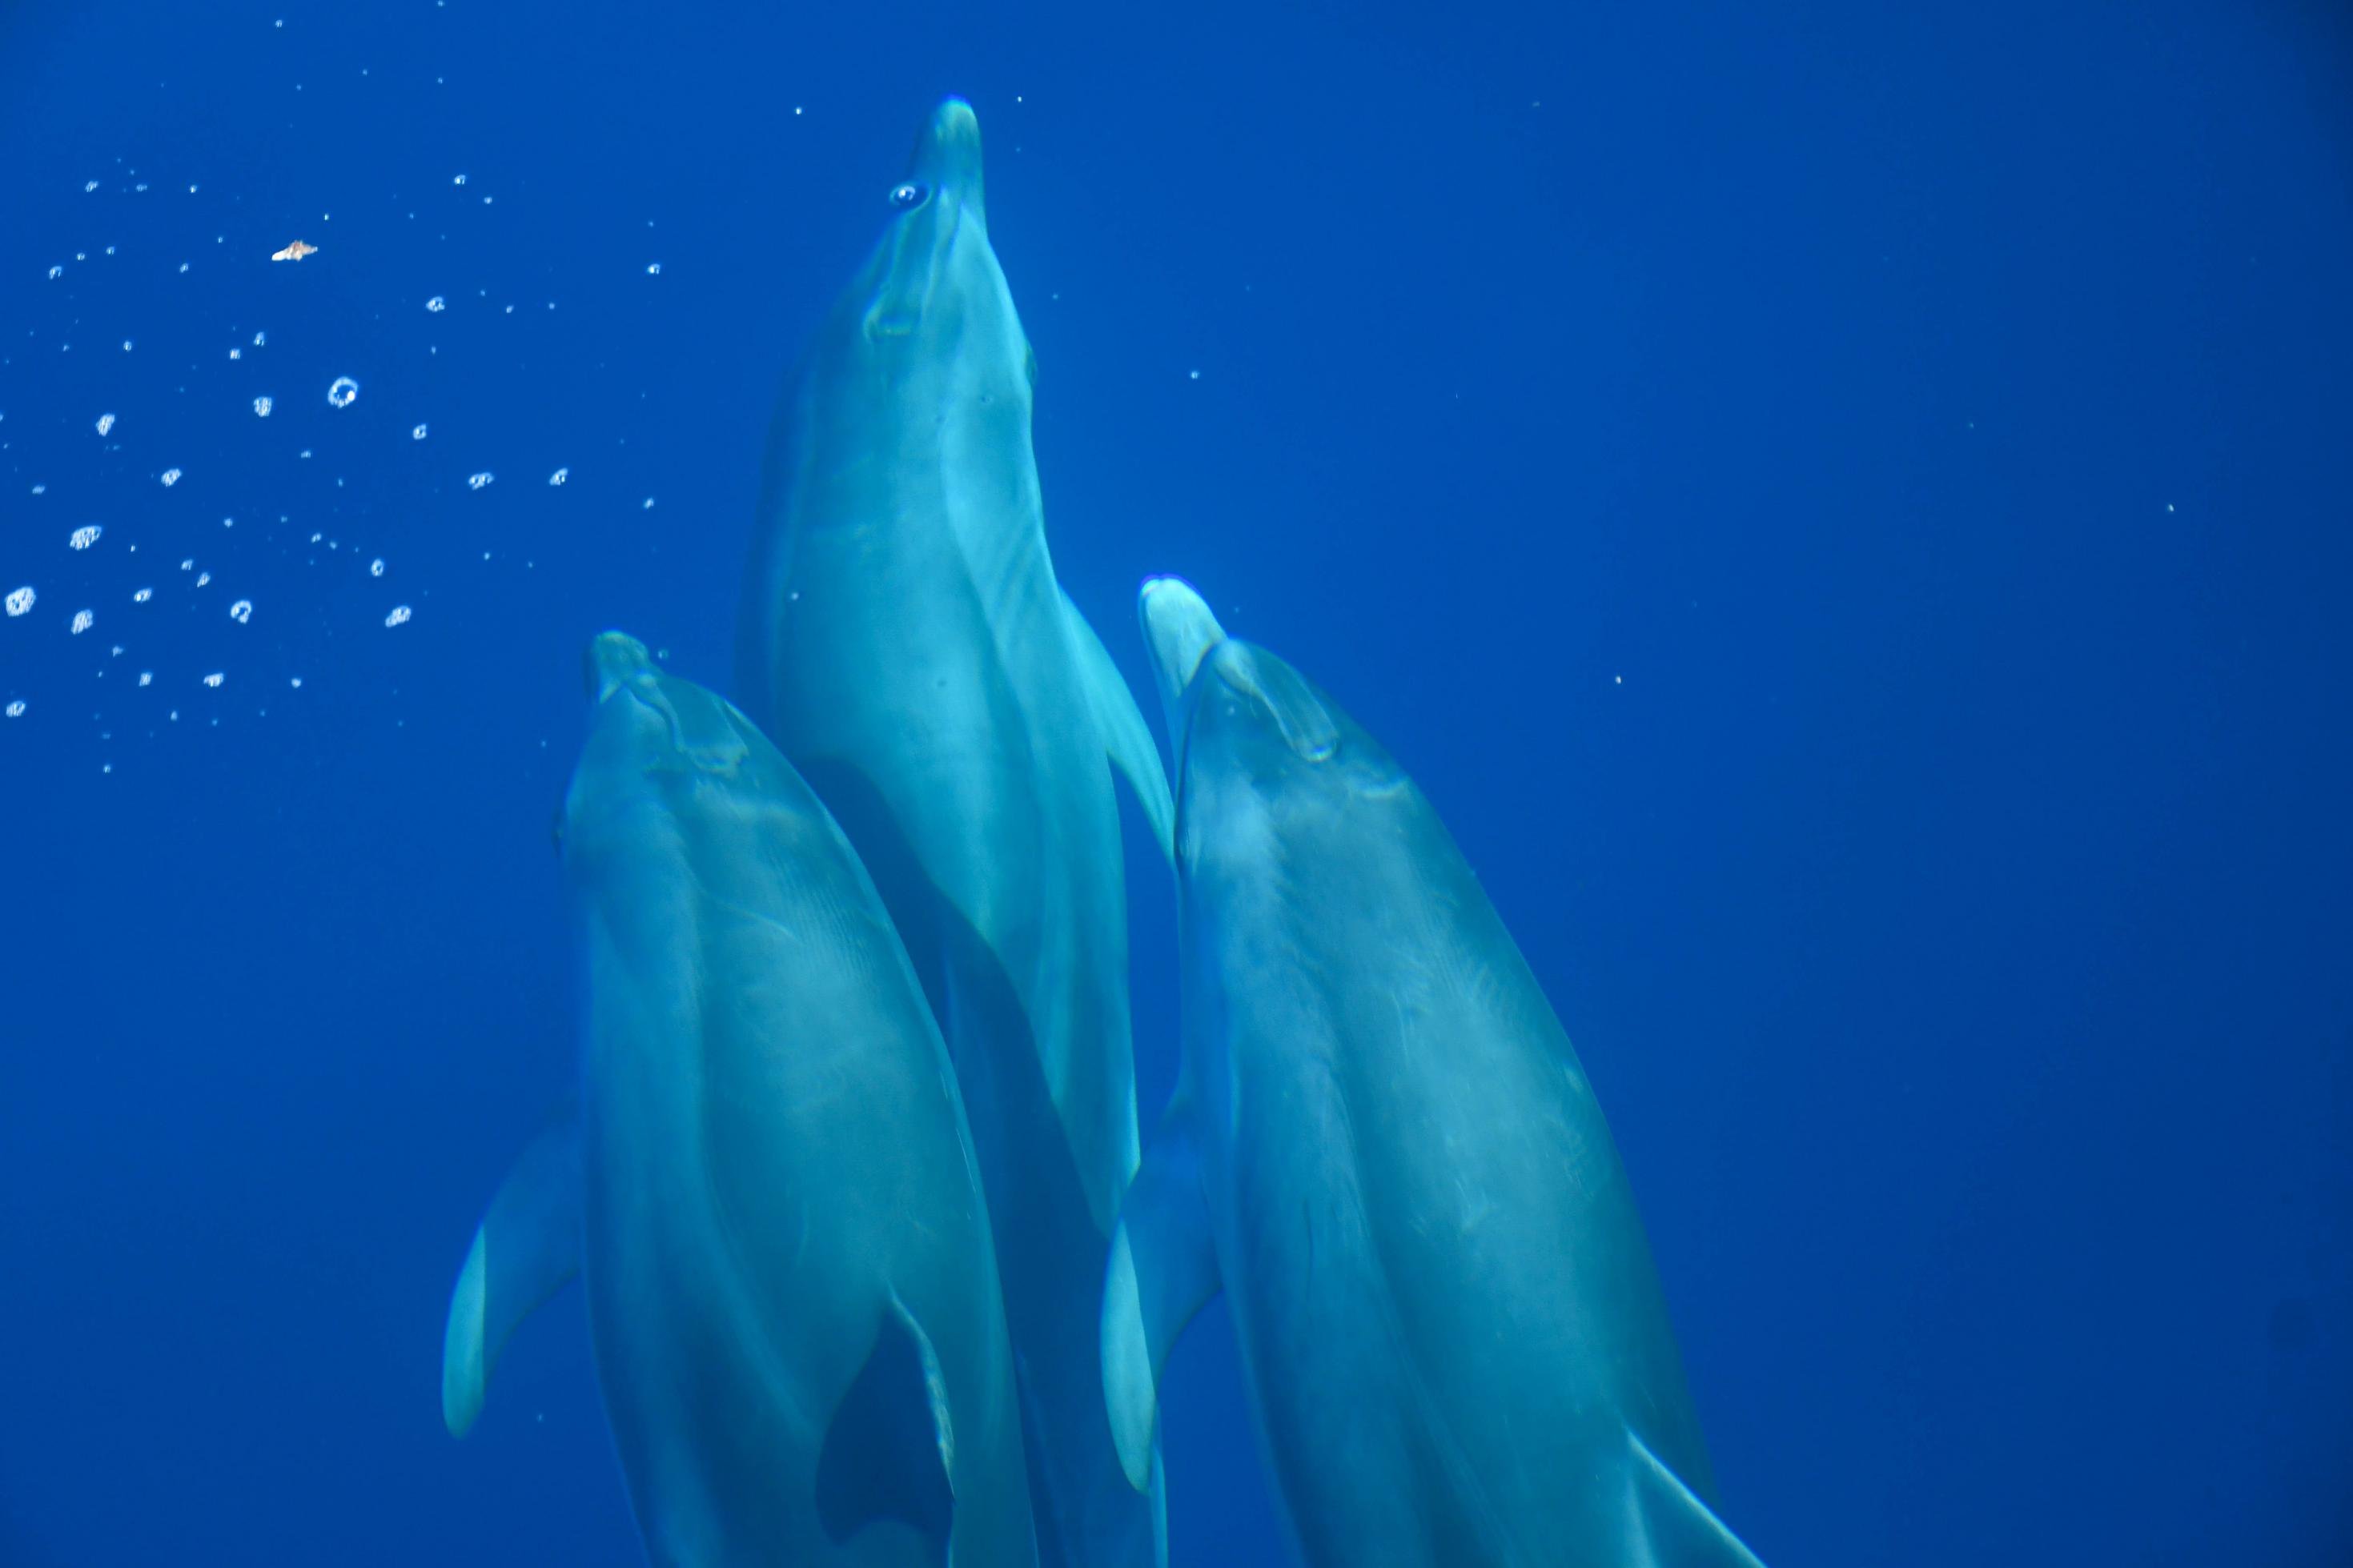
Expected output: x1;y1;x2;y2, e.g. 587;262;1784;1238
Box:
1101;1096;1222;1490
440;1105;582;1438
814;1300;958;1564
1625;1431;1769;1568
1064;587;1174;862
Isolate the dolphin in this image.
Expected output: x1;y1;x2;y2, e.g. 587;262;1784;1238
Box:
737;98;1171;1568
441;632;1036;1568
1102;579;1768;1568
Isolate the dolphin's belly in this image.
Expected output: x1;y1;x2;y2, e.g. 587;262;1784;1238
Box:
576;888;1029;1568
761;522;1139;1220
1206;922;1711;1566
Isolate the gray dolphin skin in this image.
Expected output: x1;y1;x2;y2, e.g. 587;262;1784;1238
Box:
441;632;1036;1568
1102;579;1767;1568
737;98;1171;1568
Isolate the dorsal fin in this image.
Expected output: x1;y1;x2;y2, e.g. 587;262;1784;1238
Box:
815;1297;957;1562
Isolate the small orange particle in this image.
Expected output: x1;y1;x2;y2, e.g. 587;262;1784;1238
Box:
271;240;318;262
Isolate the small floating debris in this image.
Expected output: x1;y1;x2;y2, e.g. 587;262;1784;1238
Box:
4;586;33;616
466;471;493;490
70;609;94;635
229;599;253;624
69;525;102;550
384;604;412;628
95;412;116;436
548;467;568;486
253;395;275;417
271;239;318;262
161;467;183;487
327;375;359;408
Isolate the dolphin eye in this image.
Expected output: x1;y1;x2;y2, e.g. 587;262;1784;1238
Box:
889;182;929;211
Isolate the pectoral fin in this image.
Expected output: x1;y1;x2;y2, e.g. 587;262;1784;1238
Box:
1065;587;1174;862
815;1297;956;1562
441;1105;582;1438
1626;1430;1769;1568
1101;1095;1220;1490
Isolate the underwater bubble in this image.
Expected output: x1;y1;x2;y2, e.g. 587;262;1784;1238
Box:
253;395;274;417
384;604;412;628
202;672;223;688
290;676;303;689
254;331;266;347
138;672;152;687
548;467;568;486
4;586;33;616
133;587;151;603
453;173;467;185
48;265;62;279
95;412;115;436
412;423;428;440
646;263;662;275
229;599;253;624
426;295;446;312
230;347;242;360
369;558;385;577
4;700;22;718
179;559;194;571
69;525;102;550
70;609;94;635
161;467;183;486
327;375;359;409
467;471;493;490
195;571;211;587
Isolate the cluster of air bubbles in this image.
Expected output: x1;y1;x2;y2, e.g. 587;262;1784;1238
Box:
134;587;152;604
253;395;274;417
426;295;446;312
229;600;254;624
202;672;224;688
161;467;183;487
327;375;359;409
69;525;102;550
412;423;428;440
95;412;116;437
385;605;413;628
548;467;568;486
5;700;23;719
70;610;94;635
370;559;386;577
5;587;33;617
467;471;494;490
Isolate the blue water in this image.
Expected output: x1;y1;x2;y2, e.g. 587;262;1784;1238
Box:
2;2;2348;1564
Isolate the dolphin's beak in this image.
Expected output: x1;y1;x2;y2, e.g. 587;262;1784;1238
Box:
588;630;656;701
913;98;985;226
1138;576;1227;739
583;632;748;769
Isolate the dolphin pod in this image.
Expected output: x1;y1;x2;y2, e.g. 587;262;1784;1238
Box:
1102;579;1766;1568
443;634;1034;1568
441;97;1766;1568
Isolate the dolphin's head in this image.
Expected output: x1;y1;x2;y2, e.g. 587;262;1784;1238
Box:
809;98;1034;419
561;632;781;865
1138;578;1407;880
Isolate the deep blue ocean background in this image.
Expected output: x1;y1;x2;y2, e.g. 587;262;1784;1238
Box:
2;2;2348;1564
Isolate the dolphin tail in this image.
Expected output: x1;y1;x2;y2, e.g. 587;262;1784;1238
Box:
1624;1430;1769;1568
440;1102;582;1438
1100;1093;1222;1492
814;1297;958;1563
1062;587;1174;863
